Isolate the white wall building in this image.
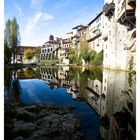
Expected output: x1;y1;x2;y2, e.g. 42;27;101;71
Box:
40;35;60;60
86;12;103;53
40;35;72;65
103;0;136;70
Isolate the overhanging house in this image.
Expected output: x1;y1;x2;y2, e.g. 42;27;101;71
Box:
103;0;136;70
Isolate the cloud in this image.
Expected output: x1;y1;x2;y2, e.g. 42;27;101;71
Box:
21;12;53;45
31;0;45;10
14;3;24;16
25;12;53;33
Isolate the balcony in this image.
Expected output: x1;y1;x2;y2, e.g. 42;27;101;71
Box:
128;0;136;5
103;3;115;17
117;0;136;28
87;29;102;42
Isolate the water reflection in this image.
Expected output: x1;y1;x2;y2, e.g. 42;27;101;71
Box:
100;70;136;140
4;66;136;140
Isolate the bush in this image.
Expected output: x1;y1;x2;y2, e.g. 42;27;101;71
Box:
39;60;59;65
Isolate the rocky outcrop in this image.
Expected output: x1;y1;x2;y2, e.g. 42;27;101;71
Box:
5;103;81;140
124;29;136;52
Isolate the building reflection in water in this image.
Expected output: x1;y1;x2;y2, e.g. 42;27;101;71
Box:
39;66;136;140
4;66;136;140
100;70;136;140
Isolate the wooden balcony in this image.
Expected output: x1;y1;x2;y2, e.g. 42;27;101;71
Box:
117;0;136;28
103;3;115;17
128;0;136;5
87;29;102;42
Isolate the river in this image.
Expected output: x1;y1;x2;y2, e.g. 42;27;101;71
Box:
4;65;136;140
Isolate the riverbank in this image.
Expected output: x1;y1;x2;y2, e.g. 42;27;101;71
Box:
5;103;81;140
5;62;132;72
4;63;37;69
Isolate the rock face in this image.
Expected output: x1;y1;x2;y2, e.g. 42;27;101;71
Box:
5;103;81;140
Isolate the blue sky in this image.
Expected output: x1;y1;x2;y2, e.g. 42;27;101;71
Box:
5;0;104;46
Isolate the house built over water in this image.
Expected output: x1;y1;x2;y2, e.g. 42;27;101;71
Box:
36;0;136;71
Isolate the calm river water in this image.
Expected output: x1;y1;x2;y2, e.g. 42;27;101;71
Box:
4;66;136;140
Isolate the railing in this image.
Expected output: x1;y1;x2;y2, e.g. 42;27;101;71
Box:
117;0;136;27
87;29;102;42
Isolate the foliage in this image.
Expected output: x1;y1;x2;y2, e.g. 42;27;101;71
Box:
11;17;20;63
76;58;82;66
4;37;12;64
24;67;41;78
33;47;41;58
68;34;103;66
79;35;91;64
79;35;89;53
24;49;33;60
4;17;20;64
68;48;78;64
67;67;80;80
80;68;103;82
24;67;34;78
39;60;59;65
80;50;96;64
4;19;12;64
91;50;103;66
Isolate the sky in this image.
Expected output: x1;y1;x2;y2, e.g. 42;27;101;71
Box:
5;0;104;46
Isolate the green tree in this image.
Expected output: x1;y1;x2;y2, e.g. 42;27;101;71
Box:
79;35;89;53
4;19;12;64
68;48;78;64
11;17;20;63
79;35;93;64
24;49;33;60
33;47;41;59
92;50;103;66
4;17;20;64
4;38;12;64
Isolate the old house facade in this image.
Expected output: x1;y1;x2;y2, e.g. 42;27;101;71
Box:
86;12;104;53
103;0;136;70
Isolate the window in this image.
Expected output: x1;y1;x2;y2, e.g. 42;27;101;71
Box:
97;39;99;46
97;23;101;29
118;0;121;4
96;16;101;23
